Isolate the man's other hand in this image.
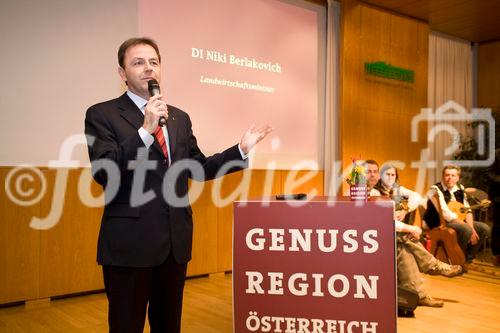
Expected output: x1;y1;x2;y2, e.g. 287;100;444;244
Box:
239;124;273;155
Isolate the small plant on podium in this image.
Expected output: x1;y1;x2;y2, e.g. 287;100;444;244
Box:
346;159;368;201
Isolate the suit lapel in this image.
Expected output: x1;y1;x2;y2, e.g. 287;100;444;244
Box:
118;93;144;129
117;93;165;157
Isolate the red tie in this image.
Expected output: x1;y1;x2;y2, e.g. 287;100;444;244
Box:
154;126;169;158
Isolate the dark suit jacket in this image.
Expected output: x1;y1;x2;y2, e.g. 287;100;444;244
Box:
85;93;245;267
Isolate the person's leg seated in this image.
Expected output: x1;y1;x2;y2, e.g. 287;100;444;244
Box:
397;243;443;307
406;240;436;272
103;266;152;333
148;253;188;333
446;220;472;255
467;221;492;261
404;239;462;277
397;246;424;299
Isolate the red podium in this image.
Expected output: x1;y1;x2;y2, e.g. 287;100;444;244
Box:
233;197;396;333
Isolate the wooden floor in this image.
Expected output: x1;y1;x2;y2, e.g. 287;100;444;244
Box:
0;267;499;333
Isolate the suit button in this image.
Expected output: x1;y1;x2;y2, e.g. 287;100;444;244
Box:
163;159;168;165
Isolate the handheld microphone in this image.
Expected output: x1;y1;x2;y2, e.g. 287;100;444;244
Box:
147;79;167;127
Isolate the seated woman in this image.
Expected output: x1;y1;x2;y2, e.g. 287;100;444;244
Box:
371;164;422;229
370;164;462;307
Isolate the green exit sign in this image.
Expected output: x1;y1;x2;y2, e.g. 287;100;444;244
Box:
365;61;414;83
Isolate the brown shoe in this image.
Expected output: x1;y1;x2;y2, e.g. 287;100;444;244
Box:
428;262;463;278
461;261;471;273
418;296;444;307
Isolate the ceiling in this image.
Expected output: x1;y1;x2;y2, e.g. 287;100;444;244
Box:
308;0;500;43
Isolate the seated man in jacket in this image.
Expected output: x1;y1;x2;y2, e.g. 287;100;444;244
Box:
424;165;491;264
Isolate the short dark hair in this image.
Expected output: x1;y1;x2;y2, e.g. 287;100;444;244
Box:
364;159;379;167
118;37;161;68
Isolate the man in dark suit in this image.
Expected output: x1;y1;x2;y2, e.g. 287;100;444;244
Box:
85;37;272;333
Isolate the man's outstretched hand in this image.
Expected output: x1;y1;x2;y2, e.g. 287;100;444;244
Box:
239;124;273;155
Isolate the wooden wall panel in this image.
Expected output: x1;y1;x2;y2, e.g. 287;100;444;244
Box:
0;167;41;304
38;169;103;298
1;168;323;304
217;206;235;273
362;0;500;43
187;202;219;277
187;178;219;276
341;0;429;189
280;170;324;196
478;41;500;108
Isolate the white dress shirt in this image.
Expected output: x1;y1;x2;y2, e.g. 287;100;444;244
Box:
431;183;469;222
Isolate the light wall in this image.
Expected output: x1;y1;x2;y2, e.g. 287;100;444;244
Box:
0;0;137;166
